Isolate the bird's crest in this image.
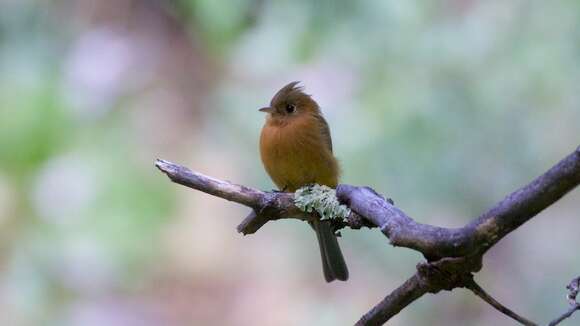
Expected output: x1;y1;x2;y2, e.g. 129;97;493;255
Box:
270;81;310;107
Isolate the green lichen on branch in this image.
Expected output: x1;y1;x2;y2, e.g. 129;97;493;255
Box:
294;184;351;221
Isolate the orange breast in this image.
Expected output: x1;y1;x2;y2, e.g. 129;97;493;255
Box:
260;115;339;192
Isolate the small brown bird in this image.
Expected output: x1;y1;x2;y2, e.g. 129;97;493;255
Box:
259;82;348;282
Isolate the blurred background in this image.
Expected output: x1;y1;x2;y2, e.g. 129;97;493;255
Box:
1;0;579;325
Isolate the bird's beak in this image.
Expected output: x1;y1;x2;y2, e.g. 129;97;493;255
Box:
259;107;273;113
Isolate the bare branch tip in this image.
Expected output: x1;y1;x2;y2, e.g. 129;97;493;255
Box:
155;159;185;178
155;159;170;171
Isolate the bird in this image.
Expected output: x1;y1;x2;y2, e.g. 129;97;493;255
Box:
258;81;348;282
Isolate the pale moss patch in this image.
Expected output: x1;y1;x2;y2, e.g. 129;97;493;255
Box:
294;184;351;221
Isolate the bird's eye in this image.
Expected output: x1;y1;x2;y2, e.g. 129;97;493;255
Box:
285;103;296;113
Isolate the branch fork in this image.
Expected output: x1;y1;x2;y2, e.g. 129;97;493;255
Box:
155;145;580;325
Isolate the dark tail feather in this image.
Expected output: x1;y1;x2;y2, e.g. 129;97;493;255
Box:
313;219;349;282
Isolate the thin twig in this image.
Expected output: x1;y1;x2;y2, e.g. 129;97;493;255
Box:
548;276;580;326
466;279;537;326
548;304;580;326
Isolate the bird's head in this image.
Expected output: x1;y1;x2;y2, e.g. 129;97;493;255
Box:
259;82;319;120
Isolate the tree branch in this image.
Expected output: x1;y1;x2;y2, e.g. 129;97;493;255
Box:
155;159;373;234
356;257;480;325
155;145;580;325
355;273;429;326
336;146;580;260
469;147;580;256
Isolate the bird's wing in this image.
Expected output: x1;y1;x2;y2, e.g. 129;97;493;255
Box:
315;114;333;153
